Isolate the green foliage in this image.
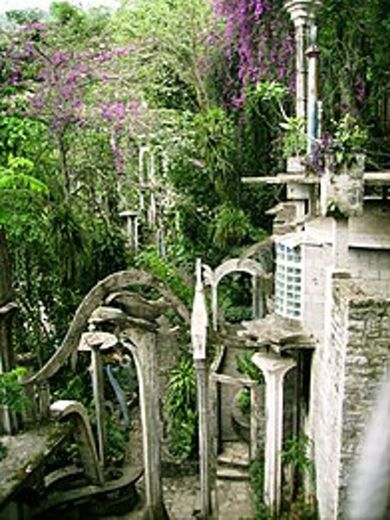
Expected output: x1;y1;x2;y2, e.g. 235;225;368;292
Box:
135;246;193;308
105;413;129;466
0;156;48;224
53;373;90;407
238;387;251;416
112;0;212;110
281;435;317;519
165;357;197;460
280;117;306;159
282;434;315;481
332;114;368;167
249;459;272;520
214;203;252;249
0;367;29;413
236;352;264;383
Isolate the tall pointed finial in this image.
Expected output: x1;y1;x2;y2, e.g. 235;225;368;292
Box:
191;259;208;360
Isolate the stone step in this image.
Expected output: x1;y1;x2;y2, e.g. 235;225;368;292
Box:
216;467;249;481
217;454;250;469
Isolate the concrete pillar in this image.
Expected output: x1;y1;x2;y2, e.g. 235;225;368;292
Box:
252;276;264;319
123;324;166;520
295;21;306;119
91;345;106;467
119;211;139;252
196;360;212;519
332;217;349;271
250;384;263;462
306;24;320;156
210;377;221;457
252;352;296;516
192;259;211;518
285;1;323;119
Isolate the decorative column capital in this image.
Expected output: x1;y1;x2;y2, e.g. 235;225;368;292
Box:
285;0;323;26
252;352;296;380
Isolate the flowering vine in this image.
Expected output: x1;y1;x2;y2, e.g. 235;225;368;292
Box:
212;0;295;108
2;21;147;193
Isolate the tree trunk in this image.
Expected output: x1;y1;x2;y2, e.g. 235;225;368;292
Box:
0;227;12;309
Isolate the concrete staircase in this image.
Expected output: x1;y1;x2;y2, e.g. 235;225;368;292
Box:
216;441;250;481
216;442;255;519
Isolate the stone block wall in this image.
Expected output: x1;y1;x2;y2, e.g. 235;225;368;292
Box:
337;295;389;513
309;277;389;520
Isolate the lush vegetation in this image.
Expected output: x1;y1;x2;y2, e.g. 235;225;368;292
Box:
0;0;388;471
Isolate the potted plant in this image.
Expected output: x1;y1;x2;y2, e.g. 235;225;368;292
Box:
315;115;368;218
255;81;307;173
280;116;307;173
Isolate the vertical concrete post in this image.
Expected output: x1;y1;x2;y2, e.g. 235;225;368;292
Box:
306;24;320;156
250;384;263;462
123;324;166;520
196;360;212;518
252;275;262;319
285;1;323;119
332;217;349;271
91;345;106;467
252;352;296;517
192;259;211;518
295;21;306;119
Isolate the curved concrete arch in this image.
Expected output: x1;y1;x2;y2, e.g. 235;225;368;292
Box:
213;258;266;287
204;259;266;331
27;269;190;384
121;324;167;519
50;400;103;485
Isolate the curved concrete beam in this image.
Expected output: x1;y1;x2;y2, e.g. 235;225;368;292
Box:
50;400;103;485
27;269;189;384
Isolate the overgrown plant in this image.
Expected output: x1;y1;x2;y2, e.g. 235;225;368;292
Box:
249;458;272;520
165;357;197;460
236;352;264;383
0;367;29;412
281;434;317;519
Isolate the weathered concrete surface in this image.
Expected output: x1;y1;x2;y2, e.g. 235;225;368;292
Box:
0;423;70;505
309;278;389;520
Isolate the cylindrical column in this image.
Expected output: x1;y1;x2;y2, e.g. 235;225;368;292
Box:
191;258;211;518
306;24;320;156
285;1;323;119
196;360;212;519
252;352;296;517
91;345;106;467
250;384;263;462
295;22;306;119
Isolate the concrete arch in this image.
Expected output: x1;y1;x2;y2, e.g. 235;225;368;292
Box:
50;400;103;485
203;259;266;331
27;269;189;384
121;327;166;519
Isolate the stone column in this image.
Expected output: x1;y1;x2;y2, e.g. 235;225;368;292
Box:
252;276;264;319
306;24;320;156
285;1;323;119
196;360;212;519
122;322;166;520
252;352;296;517
250;384;263;462
192;259;211;518
90;345;106;466
332;217;349;271
119;210;139;252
